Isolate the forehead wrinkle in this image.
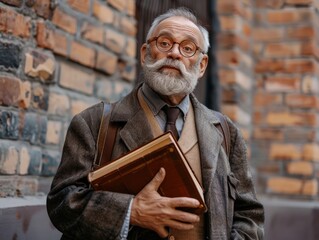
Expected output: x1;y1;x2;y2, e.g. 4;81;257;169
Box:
157;30;198;44
152;17;203;47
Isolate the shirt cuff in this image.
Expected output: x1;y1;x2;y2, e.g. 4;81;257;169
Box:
120;199;133;239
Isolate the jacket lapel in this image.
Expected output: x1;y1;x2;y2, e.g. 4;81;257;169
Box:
191;95;223;192
110;87;155;152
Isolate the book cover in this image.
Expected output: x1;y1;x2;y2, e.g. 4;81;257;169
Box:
88;132;207;214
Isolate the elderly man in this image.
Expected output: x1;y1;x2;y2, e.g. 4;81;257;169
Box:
47;7;264;240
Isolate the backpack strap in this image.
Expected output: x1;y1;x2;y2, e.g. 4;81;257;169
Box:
214;111;231;158
93;102;119;170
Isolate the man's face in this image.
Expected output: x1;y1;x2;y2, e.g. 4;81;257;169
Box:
141;16;208;96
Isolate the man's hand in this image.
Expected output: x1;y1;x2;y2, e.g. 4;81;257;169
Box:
130;168;201;238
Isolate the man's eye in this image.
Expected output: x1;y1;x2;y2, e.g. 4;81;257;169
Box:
160;41;171;48
182;45;195;53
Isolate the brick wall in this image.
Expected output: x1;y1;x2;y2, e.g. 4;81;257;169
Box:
217;0;319;199
252;0;319;198
0;0;137;197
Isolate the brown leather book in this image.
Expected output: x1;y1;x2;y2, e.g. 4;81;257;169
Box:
88;132;207;215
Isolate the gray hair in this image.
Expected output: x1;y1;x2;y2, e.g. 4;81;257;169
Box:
146;7;210;53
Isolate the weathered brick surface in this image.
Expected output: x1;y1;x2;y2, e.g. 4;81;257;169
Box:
59;62;95;94
1;0;22;7
0;7;31;38
37;21;69;57
0;42;21;69
70;41;96;68
0;0;137;199
95;50;118;75
287;161;313;176
46;120;62;145
32;0;52;19
67;0;90;14
81;22;104;45
93;1;114;24
24;49;56;82
52;8;77;34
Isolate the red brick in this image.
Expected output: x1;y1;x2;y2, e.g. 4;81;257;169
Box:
255;59;317;74
253;27;285;42
264;41;318;57
286;94;319;108
93;1;114;24
120;15;137;36
286;0;313;5
0;145;19;174
219;69;252;90
95;50;118;75
37;21;68;57
254;93;283;107
52;8;77;34
126;0;136;16
70;41;96;68
253;128;284;140
0;7;31;38
267;9;312;24
218;49;252;69
264;75;300;92
46;120;62;145
48;92;70;116
258;163;281;174
0;75;31;109
302;179;318;196
67;0;90;14
59;62;95;95
217;33;250;51
125;37;136;58
217;0;252;20
266;112;317;126
1;0;22;7
33;0;51;19
108;0;126;11
105;29;126;54
221;104;250;125
219;15;242;32
287;161;313;176
267;177;302;194
303;144;319;161
286;26;315;39
270;143;302;160
81;22;104;45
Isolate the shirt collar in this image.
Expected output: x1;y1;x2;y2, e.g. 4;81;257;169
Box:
141;83;189;119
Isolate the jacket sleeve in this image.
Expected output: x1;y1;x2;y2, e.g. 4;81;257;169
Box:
227;118;265;240
46;103;133;240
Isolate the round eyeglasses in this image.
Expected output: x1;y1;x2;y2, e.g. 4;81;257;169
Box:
147;35;205;58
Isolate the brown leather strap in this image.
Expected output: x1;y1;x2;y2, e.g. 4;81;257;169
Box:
93;102;119;170
214;111;231;158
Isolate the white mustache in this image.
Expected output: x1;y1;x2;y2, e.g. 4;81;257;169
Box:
145;58;187;77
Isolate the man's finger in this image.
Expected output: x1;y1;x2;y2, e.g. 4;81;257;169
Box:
142;168;166;192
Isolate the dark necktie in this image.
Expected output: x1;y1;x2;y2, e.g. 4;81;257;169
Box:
164;106;180;140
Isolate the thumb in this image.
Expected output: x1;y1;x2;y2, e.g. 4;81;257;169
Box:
143;168;166;192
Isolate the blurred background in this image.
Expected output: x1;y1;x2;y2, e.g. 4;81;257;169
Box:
0;0;318;239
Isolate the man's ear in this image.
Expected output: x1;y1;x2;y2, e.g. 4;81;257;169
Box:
199;54;208;78
140;43;147;66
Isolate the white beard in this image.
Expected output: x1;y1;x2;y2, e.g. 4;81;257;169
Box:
143;53;201;96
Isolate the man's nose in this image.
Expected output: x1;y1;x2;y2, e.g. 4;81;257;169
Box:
167;43;182;59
